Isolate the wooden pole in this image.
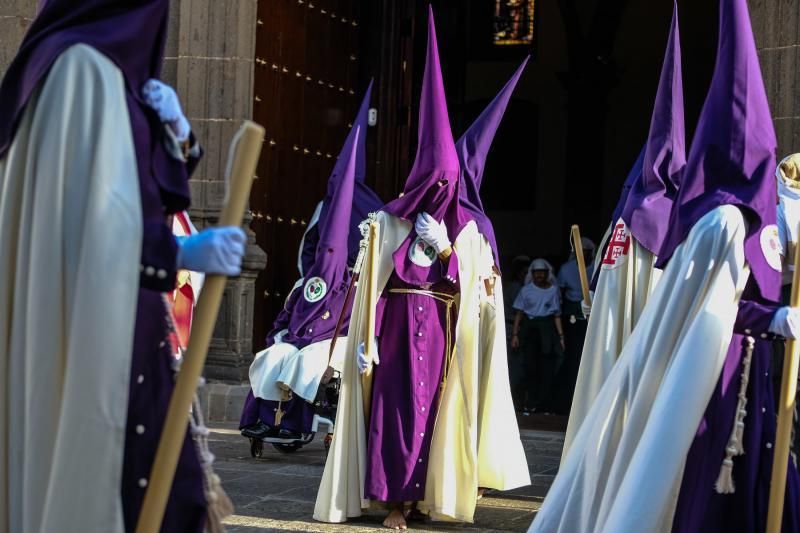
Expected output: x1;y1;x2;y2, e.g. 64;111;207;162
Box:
360;221;379;415
766;222;800;533
571;224;592;306
135;121;264;533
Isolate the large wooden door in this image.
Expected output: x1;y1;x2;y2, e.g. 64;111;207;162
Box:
250;0;362;351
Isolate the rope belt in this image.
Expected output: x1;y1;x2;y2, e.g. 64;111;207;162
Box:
388;288;457;406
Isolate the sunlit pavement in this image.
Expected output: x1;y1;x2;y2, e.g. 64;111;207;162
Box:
209;424;562;532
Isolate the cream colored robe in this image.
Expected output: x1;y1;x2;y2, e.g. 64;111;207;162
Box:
314;213;529;523
529;205;750;532
0;45;141;532
564;219;661;456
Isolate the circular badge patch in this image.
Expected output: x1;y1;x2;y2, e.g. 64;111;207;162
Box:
760;224;782;271
408;236;437;267
303;276;327;303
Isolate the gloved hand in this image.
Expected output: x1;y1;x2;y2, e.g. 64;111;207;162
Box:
273;329;288;344
142;79;191;142
769;306;800;339
581;291;594;318
356;338;380;374
176;227;246;276
414;212;450;254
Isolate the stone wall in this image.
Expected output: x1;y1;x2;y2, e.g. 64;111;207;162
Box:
751;0;800;156
0;0;34;77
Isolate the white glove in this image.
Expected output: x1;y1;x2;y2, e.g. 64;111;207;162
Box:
273;329;288;344
581;300;592;319
414;212;451;254
142;79;191;142
769;306;800;339
356;338;380;374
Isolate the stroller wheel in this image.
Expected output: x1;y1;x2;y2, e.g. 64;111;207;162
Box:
272;442;303;453
250;438;263;458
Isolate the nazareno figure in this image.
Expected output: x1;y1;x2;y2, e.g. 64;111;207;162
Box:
0;2;246;531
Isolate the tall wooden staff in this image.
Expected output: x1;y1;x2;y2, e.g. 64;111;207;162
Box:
766;222;800;533
571;224;592;306
136;121;265;533
360;221;380;415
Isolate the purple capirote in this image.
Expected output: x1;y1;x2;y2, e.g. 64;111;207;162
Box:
455;57;529;271
655;0;779;304
620;0;685;256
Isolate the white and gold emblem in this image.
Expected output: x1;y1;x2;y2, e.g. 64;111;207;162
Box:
303;276;328;302
408;235;437;267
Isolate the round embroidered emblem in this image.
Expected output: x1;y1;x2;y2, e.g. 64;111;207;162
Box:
303;276;327;302
600;220;631;270
760;224;782;271
408;236;437;267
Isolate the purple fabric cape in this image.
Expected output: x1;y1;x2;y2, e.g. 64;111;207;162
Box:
0;0;190;211
456;57;529;271
655;0;779;302
620;1;685;256
282;128;360;347
382;6;471;283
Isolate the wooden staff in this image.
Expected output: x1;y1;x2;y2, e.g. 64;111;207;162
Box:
360;221;379;415
571;224;592;306
766;223;800;533
136;121;264;533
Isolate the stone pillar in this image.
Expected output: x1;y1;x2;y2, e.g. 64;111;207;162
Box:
164;0;267;384
751;0;800;155
0;1;35;77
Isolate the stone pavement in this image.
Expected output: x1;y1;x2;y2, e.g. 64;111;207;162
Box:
209;423;562;532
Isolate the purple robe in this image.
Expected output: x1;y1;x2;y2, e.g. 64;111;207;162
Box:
365;252;460;502
673;298;800;532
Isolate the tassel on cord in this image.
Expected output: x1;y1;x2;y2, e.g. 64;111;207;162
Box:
191;393;234;532
715;336;755;494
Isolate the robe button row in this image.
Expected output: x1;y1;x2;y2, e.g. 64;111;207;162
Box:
136;425;146;435
138;478;148;488
760;333;768;339
137;374;144;384
417;332;423;337
140;265;168;280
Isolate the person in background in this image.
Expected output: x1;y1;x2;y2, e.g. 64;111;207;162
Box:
505;255;532;409
555;237;595;413
511;259;564;414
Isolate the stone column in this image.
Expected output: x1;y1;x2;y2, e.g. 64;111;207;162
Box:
164;0;267;385
751;0;800;154
0;0;35;77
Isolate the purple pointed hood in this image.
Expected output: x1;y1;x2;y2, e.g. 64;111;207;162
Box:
611;147;646;227
316;80;384;267
656;0;779;301
456;57;529;270
0;0;190;211
620;2;685;256
283;128;360;347
383;6;469;235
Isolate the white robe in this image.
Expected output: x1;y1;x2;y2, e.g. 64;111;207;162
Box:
313;213;529;523
564;219;661;456
530;205;750;533
0;44;141;533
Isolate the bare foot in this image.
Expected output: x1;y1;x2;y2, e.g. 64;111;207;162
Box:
383;508;408;530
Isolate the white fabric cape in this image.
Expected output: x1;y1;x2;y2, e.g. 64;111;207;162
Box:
564;219;661;456
249;334;348;402
314;212;529;523
0;45;141;533
530;205;750;533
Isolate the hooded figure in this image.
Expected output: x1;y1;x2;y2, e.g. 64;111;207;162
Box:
530;1;800;531
297;82;384;276
314;7;529;529
563;1;685;456
0;1;247;532
241;124;363;439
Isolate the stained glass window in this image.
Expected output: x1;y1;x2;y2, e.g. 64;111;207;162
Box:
493;0;535;46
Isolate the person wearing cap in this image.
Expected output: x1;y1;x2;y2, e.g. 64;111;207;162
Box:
314;7;529;529
530;0;800;530
510;259;564;414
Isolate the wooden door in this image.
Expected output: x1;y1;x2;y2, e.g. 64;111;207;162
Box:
251;0;362;351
